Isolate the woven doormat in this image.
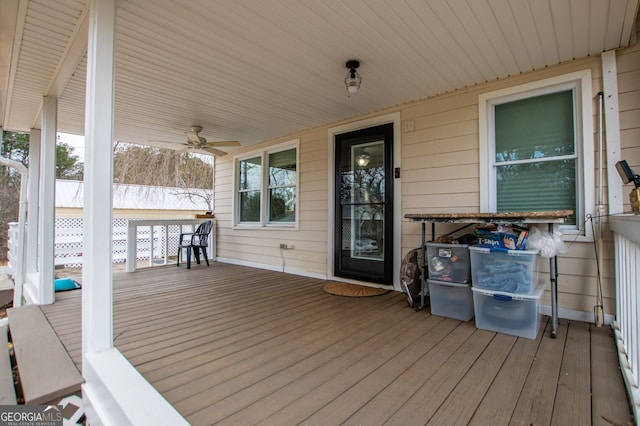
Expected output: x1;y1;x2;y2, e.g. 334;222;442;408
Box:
322;282;390;297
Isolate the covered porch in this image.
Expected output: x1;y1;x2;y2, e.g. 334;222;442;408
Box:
39;262;631;425
2;1;640;423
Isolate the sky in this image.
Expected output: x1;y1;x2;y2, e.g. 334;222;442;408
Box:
58;132;85;161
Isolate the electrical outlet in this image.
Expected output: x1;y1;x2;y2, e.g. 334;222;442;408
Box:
279;243;287;249
279;243;294;249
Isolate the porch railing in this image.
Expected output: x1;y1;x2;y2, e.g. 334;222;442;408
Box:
610;214;640;419
6;222;19;274
6;218;201;275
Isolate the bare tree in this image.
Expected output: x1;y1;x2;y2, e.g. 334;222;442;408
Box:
113;142;214;209
0;132;83;262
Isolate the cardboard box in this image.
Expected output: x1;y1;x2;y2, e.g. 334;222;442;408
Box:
476;226;528;250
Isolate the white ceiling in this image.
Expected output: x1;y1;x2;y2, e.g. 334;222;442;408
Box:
1;0;639;154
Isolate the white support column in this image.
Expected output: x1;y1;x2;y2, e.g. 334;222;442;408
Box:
38;97;57;305
81;1;187;423
602;50;624;214
83;0;115;360
25;128;41;276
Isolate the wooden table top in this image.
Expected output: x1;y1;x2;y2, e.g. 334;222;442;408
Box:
404;210;573;223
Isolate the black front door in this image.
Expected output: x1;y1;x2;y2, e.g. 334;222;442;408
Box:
334;123;393;284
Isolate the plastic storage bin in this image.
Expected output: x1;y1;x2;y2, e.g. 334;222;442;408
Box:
426;242;471;283
469;246;538;293
428;279;474;321
472;284;544;339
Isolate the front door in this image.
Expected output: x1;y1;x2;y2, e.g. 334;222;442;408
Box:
334;123;393;284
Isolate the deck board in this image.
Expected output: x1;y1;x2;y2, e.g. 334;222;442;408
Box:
468;319;547;426
39;262;634;426
261;317;454;426
384;326;494;425
428;332;517;425
551;321;591;425
343;322;478;425
510;320;568;425
181;297;408;421
222;315;449;426
590;326;635;426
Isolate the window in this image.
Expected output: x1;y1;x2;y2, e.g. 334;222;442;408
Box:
267;149;297;223
238;156;262;222
234;141;298;227
479;71;594;237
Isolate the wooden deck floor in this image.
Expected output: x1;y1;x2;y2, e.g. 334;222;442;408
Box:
42;263;633;425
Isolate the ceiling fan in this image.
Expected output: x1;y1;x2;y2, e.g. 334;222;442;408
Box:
151;125;240;156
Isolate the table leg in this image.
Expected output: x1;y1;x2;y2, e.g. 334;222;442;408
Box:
417;222;427;311
549;223;558;338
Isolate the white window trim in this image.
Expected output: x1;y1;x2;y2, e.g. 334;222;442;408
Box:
479;70;594;240
232;139;300;230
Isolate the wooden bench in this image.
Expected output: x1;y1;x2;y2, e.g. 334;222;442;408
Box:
0;326;17;404
0;278;14;307
8;305;83;404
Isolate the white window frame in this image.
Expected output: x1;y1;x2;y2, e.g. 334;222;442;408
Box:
479;70;594;240
233;139;300;229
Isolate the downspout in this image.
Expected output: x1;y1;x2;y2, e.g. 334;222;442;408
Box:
595;91;605;327
0;157;28;307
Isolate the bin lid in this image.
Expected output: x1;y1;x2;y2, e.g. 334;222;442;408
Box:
471;283;544;300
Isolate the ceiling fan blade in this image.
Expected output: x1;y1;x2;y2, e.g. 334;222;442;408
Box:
203;140;241;147
199;146;228;156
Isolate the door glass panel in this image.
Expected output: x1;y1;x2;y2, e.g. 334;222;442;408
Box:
342;140;385;261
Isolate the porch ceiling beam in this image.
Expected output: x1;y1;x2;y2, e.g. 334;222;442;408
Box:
1;0;26;129
619;0;640;47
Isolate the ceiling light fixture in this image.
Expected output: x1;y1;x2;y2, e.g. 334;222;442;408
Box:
355;154;370;167
344;60;362;97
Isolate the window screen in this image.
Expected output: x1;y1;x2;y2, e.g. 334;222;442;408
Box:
494;90;577;225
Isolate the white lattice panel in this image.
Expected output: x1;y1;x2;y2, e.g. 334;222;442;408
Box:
53;218;185;268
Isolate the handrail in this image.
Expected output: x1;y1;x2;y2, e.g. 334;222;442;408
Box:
7;218;215;275
610;214;640;420
126;219;216;272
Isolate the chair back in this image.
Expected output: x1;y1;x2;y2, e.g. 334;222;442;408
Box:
195;220;213;246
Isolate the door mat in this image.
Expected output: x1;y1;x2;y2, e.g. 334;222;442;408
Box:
322;282;390;297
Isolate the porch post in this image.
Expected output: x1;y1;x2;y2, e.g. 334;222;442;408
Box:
83;0;115;358
37;97;57;305
81;0;187;423
601;50;623;214
25;128;40;277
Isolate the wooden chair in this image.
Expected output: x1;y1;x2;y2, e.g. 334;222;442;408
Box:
177;220;213;269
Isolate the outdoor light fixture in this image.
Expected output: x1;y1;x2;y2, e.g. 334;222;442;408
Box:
345;60;362;97
355;154;370;167
616;160;640;213
616;160;640;188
